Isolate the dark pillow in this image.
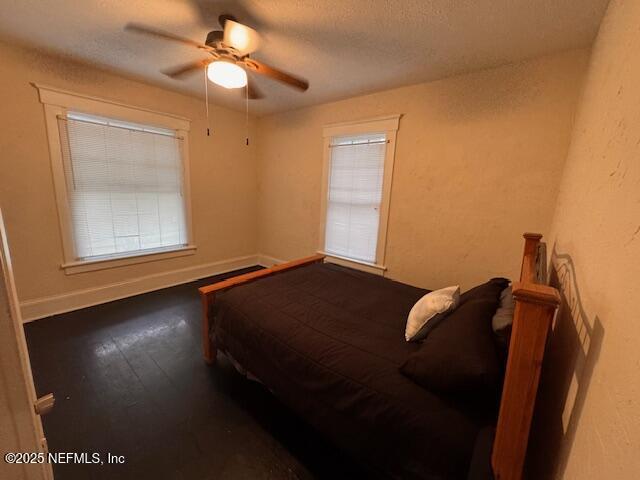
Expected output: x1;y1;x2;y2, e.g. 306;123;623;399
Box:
409;278;510;344
399;298;502;399
459;277;510;305
410;310;452;342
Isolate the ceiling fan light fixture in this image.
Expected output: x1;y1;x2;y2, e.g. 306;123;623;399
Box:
207;60;247;89
222;20;261;55
226;22;251;51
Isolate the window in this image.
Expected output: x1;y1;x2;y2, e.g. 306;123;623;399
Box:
36;84;194;274
325;133;386;263
60;112;187;259
320;115;400;272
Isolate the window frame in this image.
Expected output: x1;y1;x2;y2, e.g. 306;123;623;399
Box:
34;83;196;275
319;114;400;274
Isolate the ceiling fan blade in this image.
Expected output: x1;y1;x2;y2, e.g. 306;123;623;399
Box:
242;58;309;91
162;59;212;79
223;19;261;55
125;23;212;51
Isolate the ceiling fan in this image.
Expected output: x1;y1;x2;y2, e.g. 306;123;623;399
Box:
125;15;309;100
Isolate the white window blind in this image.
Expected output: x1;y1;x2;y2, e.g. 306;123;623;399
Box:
324;133;386;263
58;112;188;260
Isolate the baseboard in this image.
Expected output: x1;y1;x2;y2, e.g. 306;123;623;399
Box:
20;254;261;323
256;253;286;267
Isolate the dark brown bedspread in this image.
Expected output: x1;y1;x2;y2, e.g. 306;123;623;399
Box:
212;262;486;479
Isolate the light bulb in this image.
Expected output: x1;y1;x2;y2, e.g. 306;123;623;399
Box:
207;60;247;89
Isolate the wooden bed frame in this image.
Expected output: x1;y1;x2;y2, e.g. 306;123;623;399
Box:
198;233;559;480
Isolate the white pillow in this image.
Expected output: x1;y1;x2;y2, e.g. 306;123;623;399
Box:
405;285;460;342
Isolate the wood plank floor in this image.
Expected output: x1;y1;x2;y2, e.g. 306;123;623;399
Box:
24;267;367;480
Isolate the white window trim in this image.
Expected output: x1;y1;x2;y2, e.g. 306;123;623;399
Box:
319;114;401;275
34;83;196;275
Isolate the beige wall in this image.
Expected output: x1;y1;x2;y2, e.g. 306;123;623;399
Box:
256;50;589;290
529;1;640;478
0;41;258;314
0;41;591;313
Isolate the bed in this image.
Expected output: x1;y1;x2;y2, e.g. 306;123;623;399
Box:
199;234;559;480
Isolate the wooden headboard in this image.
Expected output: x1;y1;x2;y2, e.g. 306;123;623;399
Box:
491;233;560;480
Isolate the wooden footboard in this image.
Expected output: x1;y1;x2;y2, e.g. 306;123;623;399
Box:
197;254;325;364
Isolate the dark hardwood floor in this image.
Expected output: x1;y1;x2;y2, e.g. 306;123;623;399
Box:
24;267;367;480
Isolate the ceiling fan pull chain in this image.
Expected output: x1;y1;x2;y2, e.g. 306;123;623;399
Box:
204;67;211;136
245;83;249;146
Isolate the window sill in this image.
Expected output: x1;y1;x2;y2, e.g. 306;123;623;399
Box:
317;251;387;276
61;245;197;275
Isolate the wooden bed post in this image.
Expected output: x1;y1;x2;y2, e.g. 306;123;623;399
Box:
491;234;560;480
198;254;326;364
520;232;542;281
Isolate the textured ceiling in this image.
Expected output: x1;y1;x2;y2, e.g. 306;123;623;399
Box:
0;0;609;115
